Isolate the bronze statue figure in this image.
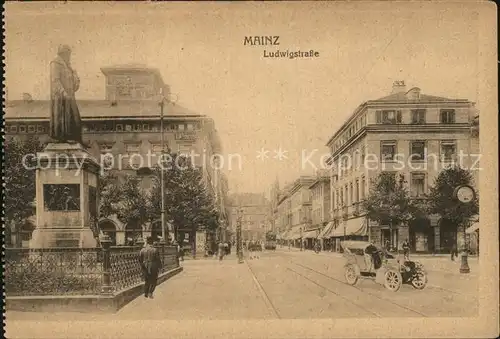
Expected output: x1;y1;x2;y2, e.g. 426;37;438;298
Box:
49;45;82;144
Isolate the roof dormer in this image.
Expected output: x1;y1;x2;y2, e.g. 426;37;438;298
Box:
406;87;421;100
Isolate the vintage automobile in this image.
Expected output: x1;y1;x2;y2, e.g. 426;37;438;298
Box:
341;240;428;292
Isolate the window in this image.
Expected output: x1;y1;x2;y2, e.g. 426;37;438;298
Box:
411;173;426;197
178;124;185;131
345;185;349;206
349;183;353;205
410;141;426;161
125;124;132;132
440;109;456;124
142;124;150;131
152;144;164;154
381;141;397;161
10;125;17;133
19;125;27;133
440;140;457;161
411;109;426;124
116;124;123;132
376;110;402;124
355;179;360;203
339;189;344;207
361;176;365;200
187;123;194;131
134;124;141;131
125;143;140;155
28;125;36;133
37;125;45;133
178;144;191;155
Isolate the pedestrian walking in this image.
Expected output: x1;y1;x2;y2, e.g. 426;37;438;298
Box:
218;241;225;261
402;239;410;261
177;242;184;261
224;242;229;255
451;244;458;261
138;236;161;299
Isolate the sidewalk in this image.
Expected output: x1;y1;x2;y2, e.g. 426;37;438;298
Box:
116;255;273;320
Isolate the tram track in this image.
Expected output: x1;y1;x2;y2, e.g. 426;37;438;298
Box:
290;261;429;317
245;259;282;319
285;266;384;317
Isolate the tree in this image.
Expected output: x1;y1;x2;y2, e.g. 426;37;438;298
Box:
427;165;479;244
362;172;423;248
4;136;44;246
98;168;121;220
148;152;220;246
113;175;150;232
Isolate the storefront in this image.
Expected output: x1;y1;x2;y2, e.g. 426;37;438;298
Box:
409;218;434;253
330;217;368;252
439;218;457;253
303;229;319;249
318;222;334;251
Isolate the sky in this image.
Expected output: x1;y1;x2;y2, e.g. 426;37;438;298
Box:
5;2;481;196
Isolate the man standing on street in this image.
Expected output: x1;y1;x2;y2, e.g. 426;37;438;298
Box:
218;241;225;261
402;239;410;261
139;236;162;299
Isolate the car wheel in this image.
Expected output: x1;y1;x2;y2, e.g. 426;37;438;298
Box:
411;271;428;290
345;264;359;285
384;270;402;292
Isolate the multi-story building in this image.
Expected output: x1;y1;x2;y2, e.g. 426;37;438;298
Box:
274;176;316;248
309;170;332;249
5;64;229;249
326;81;479;253
228;193;269;242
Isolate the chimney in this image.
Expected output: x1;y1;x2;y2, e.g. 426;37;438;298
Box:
22;93;33;103
391;80;406;94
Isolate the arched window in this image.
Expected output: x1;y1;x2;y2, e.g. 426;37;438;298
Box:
125;221;142;245
99;220;117;246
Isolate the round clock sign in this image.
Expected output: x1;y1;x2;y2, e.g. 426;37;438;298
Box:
453;185;476;203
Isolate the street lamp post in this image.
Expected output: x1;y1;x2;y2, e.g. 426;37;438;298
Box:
159;90;167;244
300;226;303;251
236;207;244;263
453;185;476;274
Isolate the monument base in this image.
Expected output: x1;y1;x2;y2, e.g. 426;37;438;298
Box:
31;141;101;249
30;228;98;249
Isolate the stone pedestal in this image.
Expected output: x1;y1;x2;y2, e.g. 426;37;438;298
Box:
30;143;101;248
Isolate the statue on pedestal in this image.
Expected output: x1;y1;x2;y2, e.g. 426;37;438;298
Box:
49;45;82;144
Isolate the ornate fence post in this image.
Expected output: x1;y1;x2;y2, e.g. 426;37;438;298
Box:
101;235;113;295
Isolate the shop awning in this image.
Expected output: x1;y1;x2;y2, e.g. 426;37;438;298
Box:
303;229;319;239
288;228;302;240
466;222;479;234
277;230;289;240
331;218;367;237
318;222;334;239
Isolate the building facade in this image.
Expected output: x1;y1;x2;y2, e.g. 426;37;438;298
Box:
309;172;331;249
274;176;316;248
326;81;479;253
228;193;269;242
5;64;229;249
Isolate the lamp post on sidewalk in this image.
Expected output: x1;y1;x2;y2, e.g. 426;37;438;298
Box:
158;89;178;245
453;185;476;274
236;207;244;264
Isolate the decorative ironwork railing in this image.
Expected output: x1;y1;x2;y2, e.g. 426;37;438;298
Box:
4;248;104;296
109;246;144;292
5;242;180;297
